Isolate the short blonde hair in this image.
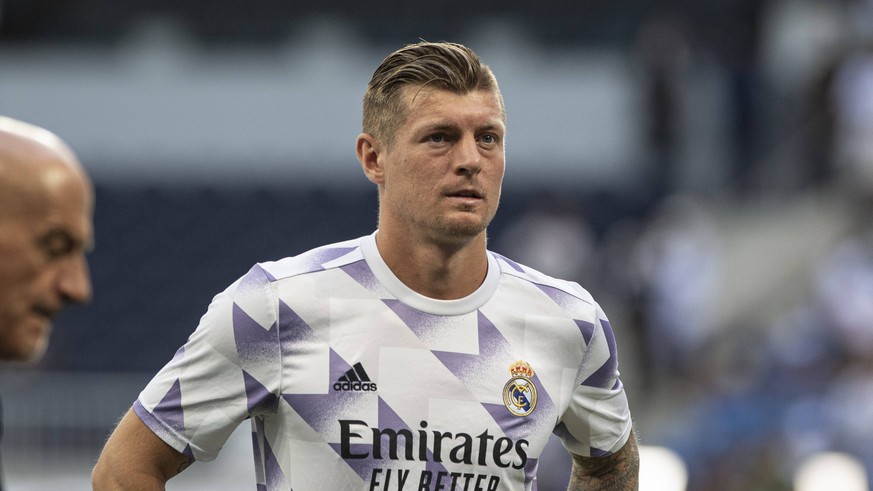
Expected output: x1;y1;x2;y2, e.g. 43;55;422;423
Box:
362;41;504;147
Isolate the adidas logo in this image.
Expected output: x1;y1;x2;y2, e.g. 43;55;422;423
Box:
333;362;378;392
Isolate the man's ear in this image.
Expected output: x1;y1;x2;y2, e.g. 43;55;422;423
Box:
357;133;384;184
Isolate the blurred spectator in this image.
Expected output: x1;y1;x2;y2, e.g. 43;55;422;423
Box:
814;222;873;358
761;0;848;190
800;49;844;190
634;13;692;199
829;41;873;200
719;2;766;195
494;192;594;282
793;214;873;477
657;215;873;490
629;194;722;387
824;365;873;474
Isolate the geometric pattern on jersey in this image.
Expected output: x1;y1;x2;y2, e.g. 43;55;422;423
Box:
134;232;633;491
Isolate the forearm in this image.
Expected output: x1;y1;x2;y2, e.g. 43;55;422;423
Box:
567;430;640;491
92;407;194;490
91;461;172;491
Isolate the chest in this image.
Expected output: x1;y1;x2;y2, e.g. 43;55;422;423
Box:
276;292;589;457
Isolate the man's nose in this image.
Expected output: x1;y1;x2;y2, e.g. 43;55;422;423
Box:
452;136;482;176
58;254;92;305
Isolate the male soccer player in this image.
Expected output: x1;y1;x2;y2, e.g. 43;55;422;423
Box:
93;41;639;490
0;116;94;488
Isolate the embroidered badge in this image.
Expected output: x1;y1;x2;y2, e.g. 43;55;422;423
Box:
502;360;537;416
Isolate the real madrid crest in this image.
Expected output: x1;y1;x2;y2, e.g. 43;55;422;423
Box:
502;360;537;417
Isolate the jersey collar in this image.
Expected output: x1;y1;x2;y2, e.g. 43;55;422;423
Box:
360;231;500;315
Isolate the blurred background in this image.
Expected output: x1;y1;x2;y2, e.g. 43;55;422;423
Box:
2;0;873;489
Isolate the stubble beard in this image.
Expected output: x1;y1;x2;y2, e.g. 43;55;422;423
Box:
383;187;500;246
429;200;499;246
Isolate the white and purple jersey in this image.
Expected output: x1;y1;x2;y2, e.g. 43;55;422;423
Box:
135;232;632;491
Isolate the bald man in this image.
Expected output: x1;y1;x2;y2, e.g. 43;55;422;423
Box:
0;117;93;490
0;116;93;362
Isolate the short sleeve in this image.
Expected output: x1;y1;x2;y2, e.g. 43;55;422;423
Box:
554;306;632;457
134;264;281;462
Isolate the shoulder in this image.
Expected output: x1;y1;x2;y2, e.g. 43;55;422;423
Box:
219;236;366;315
490;251;598;309
253;236;365;284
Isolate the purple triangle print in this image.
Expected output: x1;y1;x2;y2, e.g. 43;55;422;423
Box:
153;378;185;434
308;246;357;270
382;299;446;339
340;259;381;293
535;283;576;308
232;303;279;371
282;349;365;434
328;441;375;481
262;436;289;489
491;252;525;272
432;311;507;385
524;456;539;489
376;398;450;478
581;318;618;389
575;319;595;345
243;369;278;416
277;299;319;352
238;264;272;292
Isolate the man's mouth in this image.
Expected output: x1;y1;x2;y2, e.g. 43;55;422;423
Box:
32;306;57;321
445;189;483;199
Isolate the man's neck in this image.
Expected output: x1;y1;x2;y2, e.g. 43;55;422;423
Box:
374;229;489;300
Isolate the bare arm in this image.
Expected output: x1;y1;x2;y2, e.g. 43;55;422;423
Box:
568;430;640;491
92;407;194;490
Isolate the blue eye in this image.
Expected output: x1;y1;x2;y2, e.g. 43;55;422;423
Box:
429;134;445;143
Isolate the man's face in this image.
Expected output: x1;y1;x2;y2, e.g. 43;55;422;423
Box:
373;86;506;245
0;161;93;362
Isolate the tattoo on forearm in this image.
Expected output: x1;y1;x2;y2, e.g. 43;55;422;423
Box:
176;458;194;475
567;431;640;490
